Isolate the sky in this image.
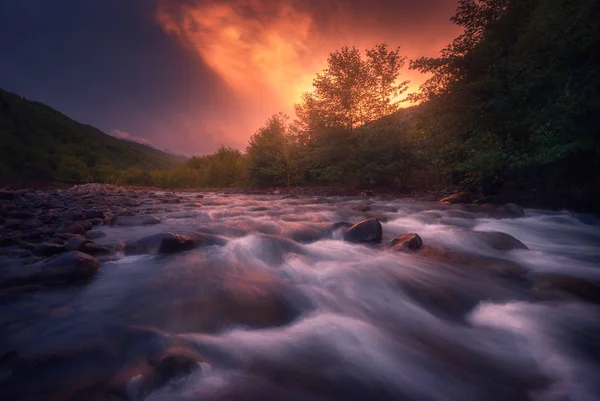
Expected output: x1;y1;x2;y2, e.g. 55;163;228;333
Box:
0;0;461;155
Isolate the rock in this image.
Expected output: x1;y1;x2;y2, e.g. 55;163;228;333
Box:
57;222;86;236
281;194;299;200
472;231;528;251
110;215;161;226
440;192;476;205
24;228;44;240
7;211;36;219
359;190;375;197
5;219;22;230
33;242;68;257
195;194;204;199
0;251;100;288
391;233;423;251
81;243;111;256
125;233;197;255
352;203;371;212
84;209;106;220
505;203;525;217
314;197;329;204
343;217;383;243
85;231;107;240
65;236;89;252
533;274;600;304
60;211;86;222
0;190;15;200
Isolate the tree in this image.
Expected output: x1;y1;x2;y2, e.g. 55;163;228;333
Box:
246;114;293;187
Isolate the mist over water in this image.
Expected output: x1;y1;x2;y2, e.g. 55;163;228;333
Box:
3;193;600;401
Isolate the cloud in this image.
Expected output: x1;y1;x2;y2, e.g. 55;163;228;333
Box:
154;0;462;151
110;129;154;147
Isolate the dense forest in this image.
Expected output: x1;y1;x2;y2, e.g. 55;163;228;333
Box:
0;88;182;183
2;0;599;210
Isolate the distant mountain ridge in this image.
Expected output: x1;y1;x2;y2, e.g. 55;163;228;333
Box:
0;88;184;183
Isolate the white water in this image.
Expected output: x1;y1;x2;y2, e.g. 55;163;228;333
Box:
5;193;600;401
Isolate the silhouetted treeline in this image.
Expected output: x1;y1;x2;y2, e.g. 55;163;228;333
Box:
2;0;599;210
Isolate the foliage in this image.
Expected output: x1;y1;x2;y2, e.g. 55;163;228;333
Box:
0;88;182;183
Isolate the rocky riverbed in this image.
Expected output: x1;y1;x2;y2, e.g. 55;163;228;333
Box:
1;184;599;401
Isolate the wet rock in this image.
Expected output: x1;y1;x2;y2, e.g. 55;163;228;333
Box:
314;197;329;204
85;230;107;240
195;194;204;199
33;242;67;257
440;192;476;205
82;243;112;256
0;190;14;200
125;233;197;255
0;251;100;288
7;211;36;219
471;231;528;251
343;217;383;243
60;211;87;222
23;228;44;240
57;221;86;236
533;274;600;304
87;218;104;226
84;209;106;220
414;246;528;277
110;215;161;226
5;219;22;230
391;233;423;251
281;194;300;200
352;203;371;212
65;236;89;251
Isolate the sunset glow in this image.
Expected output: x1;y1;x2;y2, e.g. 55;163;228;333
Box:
155;0;453;147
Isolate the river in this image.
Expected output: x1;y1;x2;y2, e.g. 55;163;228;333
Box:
2;191;600;401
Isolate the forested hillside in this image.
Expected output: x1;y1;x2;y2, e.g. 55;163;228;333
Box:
0;88;182;183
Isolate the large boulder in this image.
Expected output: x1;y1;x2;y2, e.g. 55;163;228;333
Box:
110;215;161;226
391;233;423;251
0;251;100;288
125;233;197;255
343;217;383;243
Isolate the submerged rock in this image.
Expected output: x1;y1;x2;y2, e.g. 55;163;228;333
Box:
343;217;383;243
533;274;600;304
391;233;423;251
0;251;100;288
471;231;528;251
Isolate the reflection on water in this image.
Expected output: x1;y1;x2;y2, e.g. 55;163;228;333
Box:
2;193;600;401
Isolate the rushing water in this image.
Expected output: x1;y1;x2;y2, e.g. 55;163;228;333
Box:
2;193;600;401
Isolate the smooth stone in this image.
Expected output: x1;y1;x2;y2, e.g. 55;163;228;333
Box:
57;222;86;236
110;215;161;226
65;237;89;252
83;209;106;220
33;242;67;257
343;217;383;243
60;211;86;222
471;231;528;251
352;203;371;212
391;233;423;251
505;203;525;217
0;251;100;288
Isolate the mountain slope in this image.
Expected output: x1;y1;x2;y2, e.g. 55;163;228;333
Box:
0;88;183;182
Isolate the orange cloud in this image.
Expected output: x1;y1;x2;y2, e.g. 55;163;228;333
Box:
157;0;324;112
155;0;460;150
